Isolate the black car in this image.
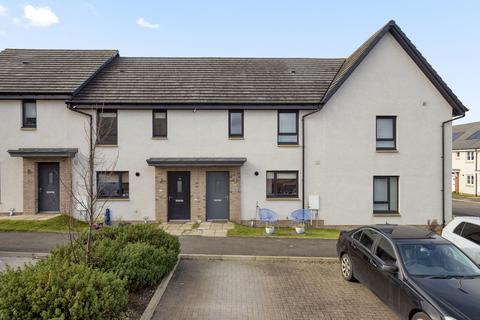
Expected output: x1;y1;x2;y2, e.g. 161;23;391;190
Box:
336;225;480;320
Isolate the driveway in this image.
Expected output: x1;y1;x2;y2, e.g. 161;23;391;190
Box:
453;199;480;217
153;259;397;320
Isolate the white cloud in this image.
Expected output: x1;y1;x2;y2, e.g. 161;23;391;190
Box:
0;5;7;16
136;17;159;29
23;5;59;27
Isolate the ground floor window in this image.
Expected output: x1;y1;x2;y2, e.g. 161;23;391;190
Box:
467;175;475;185
97;171;129;198
373;176;398;213
266;171;298;198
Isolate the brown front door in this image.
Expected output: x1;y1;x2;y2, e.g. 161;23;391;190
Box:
455;172;459;193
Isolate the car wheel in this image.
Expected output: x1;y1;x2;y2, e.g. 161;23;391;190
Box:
412;312;432;320
340;253;355;281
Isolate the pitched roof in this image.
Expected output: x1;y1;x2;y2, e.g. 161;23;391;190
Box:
70;57;345;106
0;49;118;96
452;121;480;150
321;20;468;116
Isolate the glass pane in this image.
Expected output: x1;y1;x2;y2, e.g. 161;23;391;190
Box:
121;172;129;197
98;173;120;197
99;112;116;118
359;229;379;251
389;177;398;211
154;111;166;119
374;178;388;202
278;135;297;143
230;112;242;135
277;172;297;179
25;103;36;117
462;223;480;245
48;172;54;185
377;118;393;139
376;140;395;148
373;203;389;211
153;118;167;136
376;237;397;264
266;172;274;179
279;112;296;133
177;178;182;193
276;176;297;196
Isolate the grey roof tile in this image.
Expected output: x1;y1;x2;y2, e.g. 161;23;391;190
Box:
0;49;118;95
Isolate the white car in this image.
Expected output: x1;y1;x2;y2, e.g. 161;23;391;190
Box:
442;216;480;264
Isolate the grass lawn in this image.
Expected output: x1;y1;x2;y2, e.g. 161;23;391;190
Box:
452;192;480;200
0;215;87;233
227;223;340;239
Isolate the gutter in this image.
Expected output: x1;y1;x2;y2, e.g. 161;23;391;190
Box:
441;114;465;226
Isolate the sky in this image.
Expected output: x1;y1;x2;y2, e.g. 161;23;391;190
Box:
0;1;478;123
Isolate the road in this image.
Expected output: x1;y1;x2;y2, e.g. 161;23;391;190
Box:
453;199;480;217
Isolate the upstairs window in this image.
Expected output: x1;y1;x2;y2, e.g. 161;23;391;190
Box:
229;110;244;138
373;176;398;213
97;109;118;145
376;116;396;150
97;171;129;198
266;171;298;198
467;151;475;161
153;110;167;137
278;111;298;145
22;100;37;128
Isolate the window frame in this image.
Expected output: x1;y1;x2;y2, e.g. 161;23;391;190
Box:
152;109;168;138
266;170;299;198
228;110;244;138
373;235;398;265
373;176;399;214
376;116;396;150
277;110;299;145
97;109;118;145
466;175;475;186
22;100;37;128
461;222;480;246
96;171;129;199
467;151;475;161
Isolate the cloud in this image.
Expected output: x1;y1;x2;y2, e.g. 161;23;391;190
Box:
136;17;159;29
23;5;59;27
0;5;7;16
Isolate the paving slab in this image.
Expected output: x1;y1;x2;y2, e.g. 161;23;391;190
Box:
152;259;397;320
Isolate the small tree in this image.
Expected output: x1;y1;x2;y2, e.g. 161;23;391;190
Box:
61;105;119;264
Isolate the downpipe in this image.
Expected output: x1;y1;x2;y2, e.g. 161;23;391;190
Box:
442;114;465;226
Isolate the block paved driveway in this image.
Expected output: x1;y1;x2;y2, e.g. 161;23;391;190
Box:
153;259;397;320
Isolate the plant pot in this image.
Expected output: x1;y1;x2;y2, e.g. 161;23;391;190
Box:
295;226;305;234
265;226;275;234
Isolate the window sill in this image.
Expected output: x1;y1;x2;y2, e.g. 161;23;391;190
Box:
21;127;37;131
376;149;398;153
277;144;300;148
152;137;168;140
373;213;401;217
98;197;130;201
229;137;244;140
97;144;118;148
266;197;300;201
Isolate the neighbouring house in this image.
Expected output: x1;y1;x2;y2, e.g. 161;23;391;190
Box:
0;21;468;226
452;122;480;196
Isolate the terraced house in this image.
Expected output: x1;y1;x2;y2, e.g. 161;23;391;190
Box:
0;21;468;226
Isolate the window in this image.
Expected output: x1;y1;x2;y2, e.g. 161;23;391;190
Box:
461;222;480;245
353;230;362;241
266;171;298;198
453;222;465;236
467;151;475;161
229;110;243;137
97;171;129;198
467;175;475;185
456;152;460;159
152;110;167;137
97;110;118;145
376;116;396;150
375;236;397;265
278;111;298;144
373;176;399;213
359;229;379;251
22;100;37;128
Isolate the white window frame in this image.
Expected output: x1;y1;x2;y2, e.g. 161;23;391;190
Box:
466;175;475;186
467;151;475;161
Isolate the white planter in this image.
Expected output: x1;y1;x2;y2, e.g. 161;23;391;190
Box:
295;226;305;234
265;226;275;234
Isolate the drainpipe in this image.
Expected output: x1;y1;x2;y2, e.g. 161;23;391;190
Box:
441;114;465;226
67;104;94;218
476;149;478;197
301;106;322;209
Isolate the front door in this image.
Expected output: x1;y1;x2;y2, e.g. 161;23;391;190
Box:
167;171;190;220
455;172;460;193
206;171;229;220
38;162;60;212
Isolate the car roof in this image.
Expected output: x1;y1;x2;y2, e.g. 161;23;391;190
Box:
365;225;440;240
452;216;480;225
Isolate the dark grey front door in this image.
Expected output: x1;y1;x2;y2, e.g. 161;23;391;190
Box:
206;171;229;220
167;171;191;220
38;162;60;212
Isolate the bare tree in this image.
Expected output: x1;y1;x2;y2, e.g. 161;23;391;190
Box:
60;105;119;264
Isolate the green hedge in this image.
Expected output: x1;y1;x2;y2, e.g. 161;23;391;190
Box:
0;260;128;320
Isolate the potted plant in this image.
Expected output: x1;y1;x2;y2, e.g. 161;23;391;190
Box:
295;223;305;234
